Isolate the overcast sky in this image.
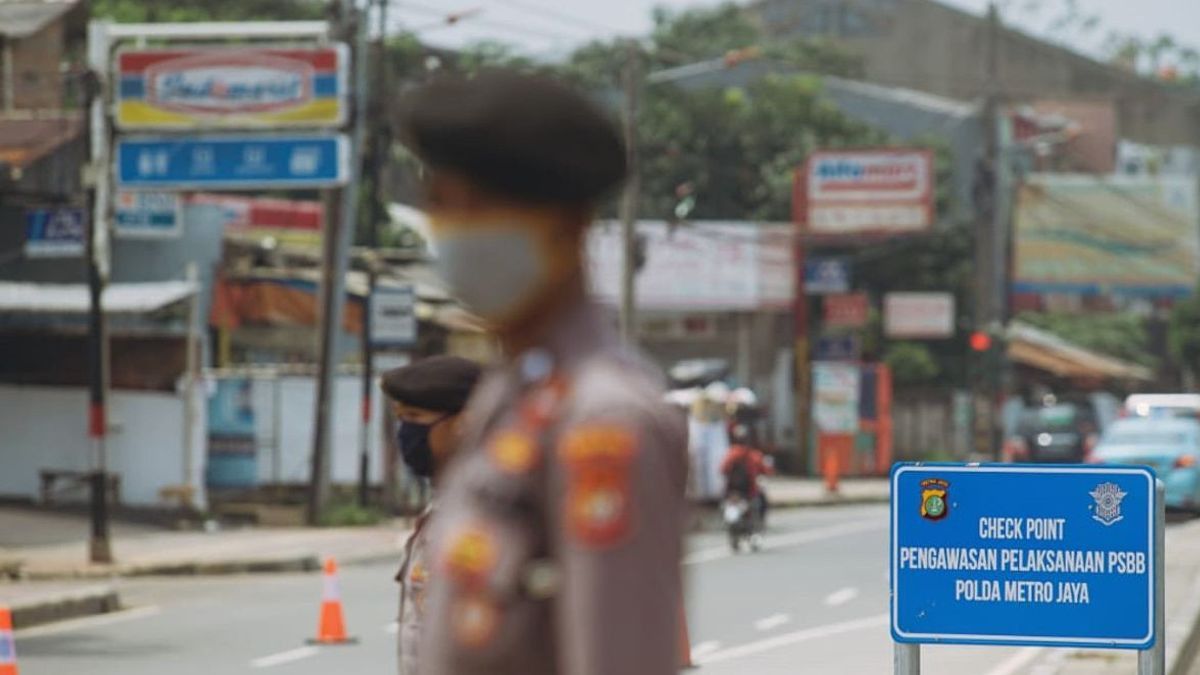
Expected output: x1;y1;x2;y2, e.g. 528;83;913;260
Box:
390;0;1200;64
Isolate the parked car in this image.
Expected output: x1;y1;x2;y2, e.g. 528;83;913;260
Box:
1091;416;1200;512
1005;403;1100;464
1123;393;1200;419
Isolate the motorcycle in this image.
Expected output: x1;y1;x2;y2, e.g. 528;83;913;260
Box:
722;492;762;553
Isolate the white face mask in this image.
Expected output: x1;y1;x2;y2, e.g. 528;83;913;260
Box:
429;225;550;322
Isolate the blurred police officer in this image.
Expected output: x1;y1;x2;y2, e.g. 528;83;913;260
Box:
396;70;688;675
381;356;483;675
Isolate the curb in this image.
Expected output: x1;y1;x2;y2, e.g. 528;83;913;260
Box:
771;496;889;509
20;555;324;581
1167;564;1200;675
4;586;121;630
16;549;406;581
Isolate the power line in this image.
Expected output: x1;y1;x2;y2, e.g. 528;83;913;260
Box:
398;0;587;44
490;0;629;37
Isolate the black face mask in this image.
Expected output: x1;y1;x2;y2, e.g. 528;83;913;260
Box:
396;418;446;478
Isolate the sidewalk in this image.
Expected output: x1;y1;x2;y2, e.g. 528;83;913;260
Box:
764;476;889;507
1030;517;1200;675
0;506;409;581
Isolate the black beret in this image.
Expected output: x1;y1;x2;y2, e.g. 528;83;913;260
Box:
380;356;482;414
395;69;627;206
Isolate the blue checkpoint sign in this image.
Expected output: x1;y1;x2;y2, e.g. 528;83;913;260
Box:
115;134;349;190
891;463;1156;649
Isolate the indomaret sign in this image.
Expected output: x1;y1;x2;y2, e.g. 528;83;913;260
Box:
115;46;348;130
797;149;935;236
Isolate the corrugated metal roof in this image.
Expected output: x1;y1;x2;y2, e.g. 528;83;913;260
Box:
0;0;79;39
1007;322;1153;382
0;280;197;314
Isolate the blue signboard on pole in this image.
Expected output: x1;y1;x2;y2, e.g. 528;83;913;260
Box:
804;256;851;295
24;207;86;258
891;464;1157;649
115;134;349;190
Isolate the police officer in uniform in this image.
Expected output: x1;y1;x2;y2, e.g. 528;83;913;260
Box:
395;70;688;675
380;356;483;675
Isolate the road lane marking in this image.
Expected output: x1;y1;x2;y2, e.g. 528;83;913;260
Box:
691;641;721;660
14;605;161;638
984;648;1044;675
695;614;888;665
684;519;884;565
754;613;791;631
824;587;860;607
251;646;320;668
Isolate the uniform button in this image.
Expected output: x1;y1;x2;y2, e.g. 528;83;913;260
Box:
523;559;562;599
520;349;555;383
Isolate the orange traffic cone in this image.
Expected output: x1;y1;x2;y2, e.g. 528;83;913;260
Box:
0;605;18;675
678;598;695;669
309;558;356;645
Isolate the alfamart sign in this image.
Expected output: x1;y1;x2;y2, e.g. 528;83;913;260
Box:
115;46;348;129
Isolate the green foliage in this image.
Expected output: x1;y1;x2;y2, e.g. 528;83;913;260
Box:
1169;290;1200;375
318;501;385;527
91;0;325;22
1016;311;1158;368
885;342;941;385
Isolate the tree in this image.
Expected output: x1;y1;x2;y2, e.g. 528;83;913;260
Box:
1170;290;1200;387
885;343;941;386
91;0;325;22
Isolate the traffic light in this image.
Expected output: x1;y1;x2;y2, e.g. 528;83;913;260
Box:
970;331;992;352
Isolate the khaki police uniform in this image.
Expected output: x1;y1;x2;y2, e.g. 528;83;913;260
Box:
396;505;433;675
417;303;688;675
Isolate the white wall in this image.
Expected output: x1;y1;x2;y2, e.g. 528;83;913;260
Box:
237;375;387;486
0;385;207;507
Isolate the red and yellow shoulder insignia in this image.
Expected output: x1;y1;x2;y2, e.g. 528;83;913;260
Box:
488;429;540;475
441;523;497;589
558;424;638;549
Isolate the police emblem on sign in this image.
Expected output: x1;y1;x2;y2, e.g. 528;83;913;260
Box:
1090;482;1127;526
920;478;949;520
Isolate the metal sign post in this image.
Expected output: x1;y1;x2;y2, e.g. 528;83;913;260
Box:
891;465;1164;675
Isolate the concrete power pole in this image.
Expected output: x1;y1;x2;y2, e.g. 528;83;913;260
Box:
309;0;368;524
971;1;1002;460
618;40;640;344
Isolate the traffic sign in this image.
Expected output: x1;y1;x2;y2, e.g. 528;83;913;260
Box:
115;191;183;239
24;207;86;258
115;134;349;190
804;256;851;295
815;334;861;361
891;464;1157;649
370;284;417;348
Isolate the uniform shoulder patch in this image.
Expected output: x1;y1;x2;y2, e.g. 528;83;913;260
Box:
558;424;638;549
488;428;540;475
441;523;498;590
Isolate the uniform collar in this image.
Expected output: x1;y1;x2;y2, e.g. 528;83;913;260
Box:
512;301;616;385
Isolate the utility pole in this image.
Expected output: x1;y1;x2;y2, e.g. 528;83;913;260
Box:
84;30;113;564
618;40;640;344
971;1;1002;460
358;0;390;509
309;0;367;524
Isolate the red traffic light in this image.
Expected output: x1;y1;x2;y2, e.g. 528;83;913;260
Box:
969;331;992;352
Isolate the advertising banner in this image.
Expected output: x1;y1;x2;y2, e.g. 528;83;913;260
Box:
115;46;348;130
798;149;935;235
812;362;860;433
884;292;956;339
1013;175;1199;297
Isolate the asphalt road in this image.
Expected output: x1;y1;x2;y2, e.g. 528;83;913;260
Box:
13;503;1081;674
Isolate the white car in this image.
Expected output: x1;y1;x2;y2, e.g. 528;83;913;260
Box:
1123;394;1200;419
